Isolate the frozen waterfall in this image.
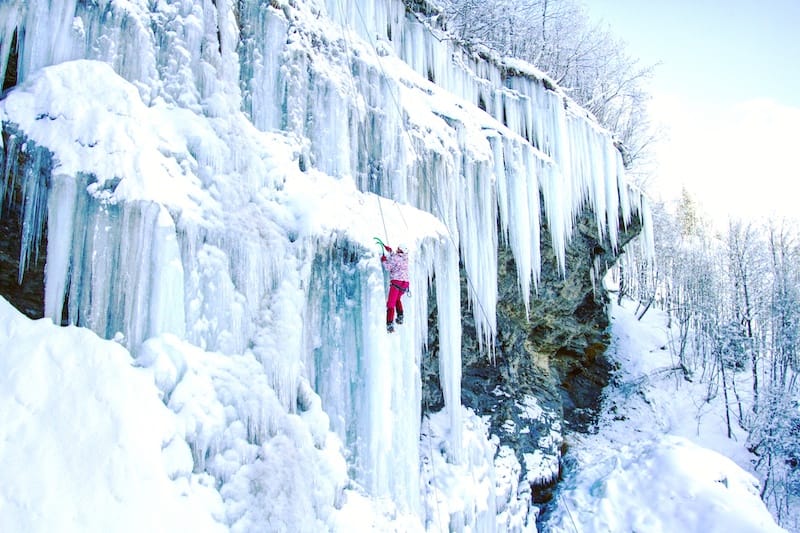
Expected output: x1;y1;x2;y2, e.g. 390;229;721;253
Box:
0;0;652;531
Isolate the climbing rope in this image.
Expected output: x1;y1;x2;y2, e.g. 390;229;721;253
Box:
376;195;389;245
335;3;447;527
348;0;496;340
558;491;580;533
394;198;409;231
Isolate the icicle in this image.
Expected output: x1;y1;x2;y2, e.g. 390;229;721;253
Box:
527;150;543;293
117;201;160;350
148;206;186;340
77;201;120;339
457;157;497;350
499;136;533;311
639;196;655;260
17;143;51;283
239;3;290;131
0;3;24;92
44;173;76;323
540;164;568;276
493;136;511;243
604;142;620;252
435;241;463;464
16;0;79;84
617;153;633;230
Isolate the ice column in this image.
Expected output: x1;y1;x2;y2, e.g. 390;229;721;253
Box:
147;206;186;340
456;158;498;350
43;174;189;351
44;174;76;323
435;242;463;464
15;0;78;83
239;3;289;131
302;239;424;514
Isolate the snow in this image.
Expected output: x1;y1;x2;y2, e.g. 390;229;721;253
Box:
549;436;783;533
1;291;787;532
0;294;357;533
0;0;692;531
543;298;787;533
0;298;224;533
420;409;500;531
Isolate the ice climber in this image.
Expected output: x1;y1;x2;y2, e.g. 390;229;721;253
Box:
380;242;410;333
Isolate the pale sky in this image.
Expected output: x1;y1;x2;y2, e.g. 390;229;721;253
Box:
581;0;800;225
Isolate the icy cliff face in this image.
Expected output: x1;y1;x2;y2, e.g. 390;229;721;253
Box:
0;0;651;530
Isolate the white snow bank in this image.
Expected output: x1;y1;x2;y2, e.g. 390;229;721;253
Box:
0;60;216;217
137;333;350;533
548;435;785;533
0;294;363;533
0;296;224;533
420;407;535;531
601;298;754;464
330;489;425;532
544;298;786;533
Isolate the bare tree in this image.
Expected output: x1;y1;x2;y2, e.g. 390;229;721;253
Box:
726;219;767;414
767;221;800;387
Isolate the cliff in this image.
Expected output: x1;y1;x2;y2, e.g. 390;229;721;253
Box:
0;0;651;530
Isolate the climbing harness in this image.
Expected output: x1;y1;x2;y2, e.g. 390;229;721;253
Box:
391;281;411;298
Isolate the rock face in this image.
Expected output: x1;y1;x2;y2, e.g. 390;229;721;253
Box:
425;205;643;500
0;204;45;320
0;131;46;320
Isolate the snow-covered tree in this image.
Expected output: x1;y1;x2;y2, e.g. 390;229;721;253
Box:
436;0;656;174
749;390;800;530
725;219;768;413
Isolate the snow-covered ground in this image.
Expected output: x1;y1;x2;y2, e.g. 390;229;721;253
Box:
0;297;227;533
1;291;787;532
543;297;786;533
0;292;423;532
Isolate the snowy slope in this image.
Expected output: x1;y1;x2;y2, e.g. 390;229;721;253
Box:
1;295;786;532
543;298;786;533
0;297;224;533
0;293;411;532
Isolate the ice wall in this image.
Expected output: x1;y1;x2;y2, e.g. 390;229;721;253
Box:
0;0;652;530
324;0;650;264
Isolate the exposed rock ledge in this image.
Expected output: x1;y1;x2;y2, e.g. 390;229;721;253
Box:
424;206;643;502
